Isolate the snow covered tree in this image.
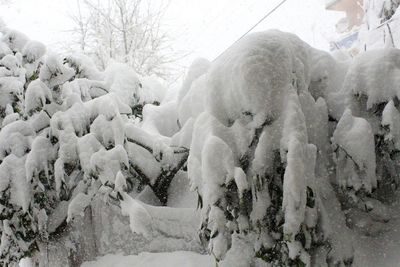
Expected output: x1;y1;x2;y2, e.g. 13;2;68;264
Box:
177;31;354;266
0;21;187;266
69;0;182;79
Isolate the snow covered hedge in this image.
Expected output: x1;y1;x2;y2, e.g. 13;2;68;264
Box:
178;32;400;266
1;17;400;267
181;31;353;266
0;21;187;265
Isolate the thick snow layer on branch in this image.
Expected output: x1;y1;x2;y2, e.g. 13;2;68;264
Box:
61;80;91;108
298;91;330;161
170;118;194;149
233;167;248;199
61;79;107;103
90;114;125;147
125;142;161;184
105;63;141;106
382;100;400;149
114;171;127;193
206;30;312;127
282;138;307;237
0;155;30;212
0;121;34;160
125;122;173;162
141;101;179;137
90;145;129;184
0;79;23;115
25;136;56;182
64;54;102;80
281;87;316;261
309;50;343;100
39;55;75;88
202;135;235;206
178;73;208;126
333;109;377;192
0;54;24;79
188;112;242;193
1;113;19;127
50;102;89;138
24;80;52;115
58;131;78;165
250;131;273;221
22;40;46;64
77;133;103;175
84;93;131;120
343;49;400;109
178;57;211;103
1;29;29;52
139;75;166;104
0;41;11;58
280;88;309;159
27;111;50;133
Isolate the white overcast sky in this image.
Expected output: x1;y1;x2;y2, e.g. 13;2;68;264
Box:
0;0;343;67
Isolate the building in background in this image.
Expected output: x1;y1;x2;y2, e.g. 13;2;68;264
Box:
325;0;364;54
326;0;400;53
326;0;364;29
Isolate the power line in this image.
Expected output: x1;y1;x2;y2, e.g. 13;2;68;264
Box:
212;0;289;62
170;0;289;86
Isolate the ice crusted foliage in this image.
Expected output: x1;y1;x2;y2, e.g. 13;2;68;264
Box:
0;23;188;266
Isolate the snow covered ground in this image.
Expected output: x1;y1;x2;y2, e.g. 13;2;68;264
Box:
352;192;400;267
77;193;400;267
81;251;214;267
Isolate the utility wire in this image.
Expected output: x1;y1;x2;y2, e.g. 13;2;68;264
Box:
170;0;289;86
212;0;289;62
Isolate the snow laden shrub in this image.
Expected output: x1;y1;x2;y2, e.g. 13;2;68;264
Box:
184;31;353;266
333;48;400;202
0;24;186;265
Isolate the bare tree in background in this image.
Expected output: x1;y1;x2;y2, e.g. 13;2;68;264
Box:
0;0;12;6
70;0;185;80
